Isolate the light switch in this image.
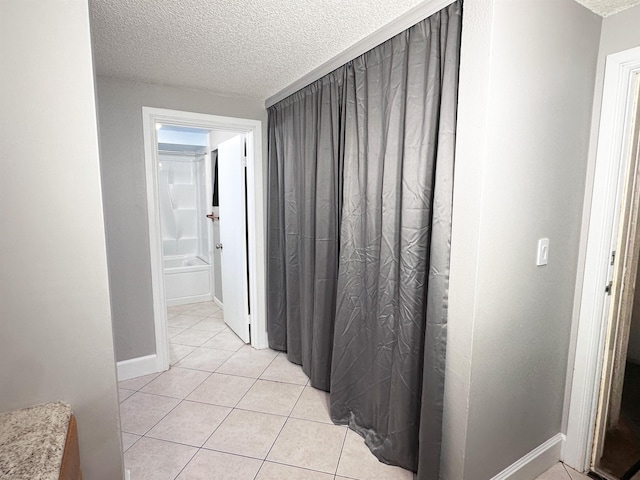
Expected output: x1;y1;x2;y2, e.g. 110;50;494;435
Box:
537;238;549;266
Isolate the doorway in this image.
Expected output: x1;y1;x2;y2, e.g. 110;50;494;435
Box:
156;125;217;308
565;46;640;478
591;74;640;480
141;107;267;377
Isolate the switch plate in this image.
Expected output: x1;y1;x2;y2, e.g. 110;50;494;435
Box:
537;238;549;266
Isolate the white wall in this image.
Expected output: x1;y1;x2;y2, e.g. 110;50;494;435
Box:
443;1;601;479
0;1;122;479
95;76;267;361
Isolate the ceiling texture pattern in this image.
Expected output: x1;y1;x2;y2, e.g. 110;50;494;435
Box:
90;0;426;99
575;0;640;16
90;0;640;101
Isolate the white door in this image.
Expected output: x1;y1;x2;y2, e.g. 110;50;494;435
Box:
217;134;250;343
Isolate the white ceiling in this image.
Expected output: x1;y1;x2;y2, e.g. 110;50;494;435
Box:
90;0;640;102
575;0;640;16
90;0;426;100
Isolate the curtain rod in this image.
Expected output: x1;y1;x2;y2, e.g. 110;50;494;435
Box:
264;0;456;108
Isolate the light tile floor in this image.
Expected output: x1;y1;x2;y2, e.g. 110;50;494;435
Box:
118;301;593;480
536;463;591;480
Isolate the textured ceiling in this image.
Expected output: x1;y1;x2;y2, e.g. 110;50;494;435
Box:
90;0;640;102
574;0;640;16
90;0;426;100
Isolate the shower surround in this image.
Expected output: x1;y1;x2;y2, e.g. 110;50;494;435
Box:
158;147;212;305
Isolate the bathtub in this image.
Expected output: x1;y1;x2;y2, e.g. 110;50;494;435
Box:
164;255;212;306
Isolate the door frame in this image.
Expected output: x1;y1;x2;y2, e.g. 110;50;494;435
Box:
142;107;267;374
564;46;640;472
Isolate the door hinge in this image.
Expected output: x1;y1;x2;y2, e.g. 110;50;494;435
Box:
611;250;616;266
605;281;613;295
241;157;247;168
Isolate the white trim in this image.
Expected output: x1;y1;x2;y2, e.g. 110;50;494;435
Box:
264;0;456;107
142;107;268;363
117;354;158;382
142;113;171;375
564;46;640;471
244;131;268;348
167;293;212;307
490;434;565;480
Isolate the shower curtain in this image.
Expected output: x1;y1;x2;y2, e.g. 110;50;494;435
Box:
267;2;462;477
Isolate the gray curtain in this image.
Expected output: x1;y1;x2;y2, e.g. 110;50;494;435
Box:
267;67;346;390
267;2;462;477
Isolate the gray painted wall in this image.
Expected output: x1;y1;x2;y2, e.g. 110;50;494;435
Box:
0;1;122;479
95;76;267;362
598;3;640;58
443;1;601;479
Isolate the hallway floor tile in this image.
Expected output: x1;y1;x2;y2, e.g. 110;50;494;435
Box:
118;301;588;480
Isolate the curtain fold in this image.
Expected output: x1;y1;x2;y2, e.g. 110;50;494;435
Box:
267;2;462;476
267;68;347;390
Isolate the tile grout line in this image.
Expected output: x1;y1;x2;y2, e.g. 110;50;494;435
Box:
168;440;200;480
258;356;306;470
166;316;224;330
170;444;199;480
172;348;235;370
123;302;221;475
139;398;186;438
121;432;142;454
261;413;290;467
125;303;361;479
213;343;280;376
561;462;580;480
257;365;338;477
262;458;343;477
131;366;216;439
199;445;272;462
197;344;245;352
179;336;282;455
169;332;219;349
334;424;349;478
123;372;210;475
209;349;288;480
118;372;161;392
252;460;267;480
143;401;233;448
197;377;260;449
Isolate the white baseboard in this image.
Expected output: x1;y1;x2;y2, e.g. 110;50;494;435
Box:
490;434;565;480
214;297;223;309
166;293;212;307
117;354;161;381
